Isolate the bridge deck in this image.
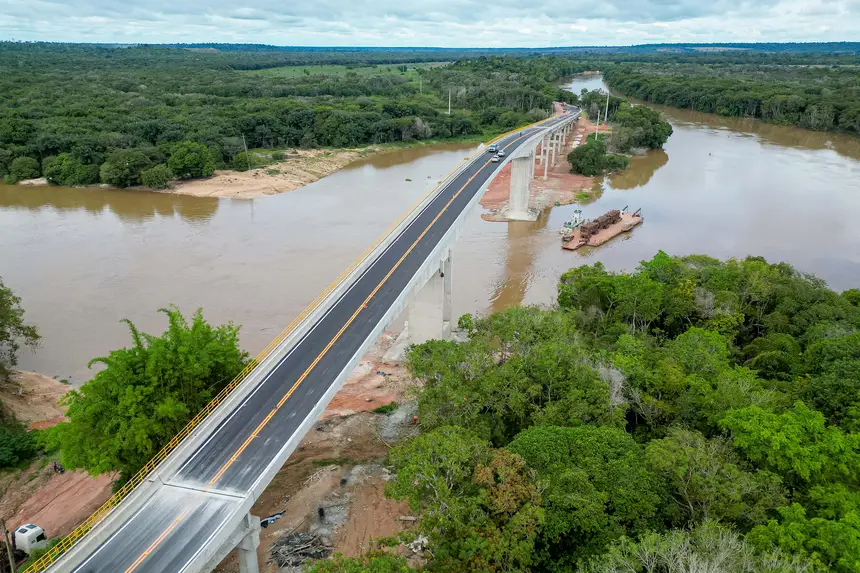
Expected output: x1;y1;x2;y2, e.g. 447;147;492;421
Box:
62;114;574;573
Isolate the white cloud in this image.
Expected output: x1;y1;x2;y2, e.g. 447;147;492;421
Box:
0;0;857;45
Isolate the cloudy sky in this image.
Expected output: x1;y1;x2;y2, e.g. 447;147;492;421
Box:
1;0;857;46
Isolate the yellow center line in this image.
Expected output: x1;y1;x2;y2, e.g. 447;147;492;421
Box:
123;513;185;573
208;131;531;486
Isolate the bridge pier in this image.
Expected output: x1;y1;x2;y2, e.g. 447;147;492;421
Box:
507;154;537;221
237;518;261;573
203;513;261;573
406;251;452;345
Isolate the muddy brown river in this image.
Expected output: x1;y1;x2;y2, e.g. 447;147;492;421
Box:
3;77;860;382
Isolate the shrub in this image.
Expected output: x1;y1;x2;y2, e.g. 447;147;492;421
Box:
169;141;216;179
8;156;41;182
44;153;100;186
0;421;35;469
373;402;398;414
140;164;173;189
231;152;254;171
99;148;153;187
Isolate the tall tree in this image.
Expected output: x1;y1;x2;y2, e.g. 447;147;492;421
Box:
0;277;40;386
51;307;247;480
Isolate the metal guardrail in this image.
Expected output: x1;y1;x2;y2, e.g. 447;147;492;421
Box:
22;116;561;573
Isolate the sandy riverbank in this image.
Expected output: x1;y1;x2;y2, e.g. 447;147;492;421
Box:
170;147;383;199
15;148;381;200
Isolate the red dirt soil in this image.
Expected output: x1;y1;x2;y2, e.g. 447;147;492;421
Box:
321;332;408;419
3;470;117;539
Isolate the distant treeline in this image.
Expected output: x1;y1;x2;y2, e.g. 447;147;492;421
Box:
604;62;860;135
0;45;581;188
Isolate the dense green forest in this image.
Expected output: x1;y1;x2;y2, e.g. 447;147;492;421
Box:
603;62;860;135
3;43;860;189
0;44;582;187
366;252;860;572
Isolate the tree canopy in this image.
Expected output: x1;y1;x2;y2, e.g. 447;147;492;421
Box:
0;45;583;189
48;307;247;480
0;277;40;386
379;252;860;572
604;61;860;136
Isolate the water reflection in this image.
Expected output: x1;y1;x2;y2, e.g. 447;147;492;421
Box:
0;185;220;224
608;149;669;190
643;105;860;162
346;143;475;170
489;212;551;312
452;74;860;321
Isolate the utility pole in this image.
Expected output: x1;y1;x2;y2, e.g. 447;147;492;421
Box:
2;520;15;573
595;110;601;140
604;93;610;127
419;75;422;94
447;89;451;116
242;134;251;171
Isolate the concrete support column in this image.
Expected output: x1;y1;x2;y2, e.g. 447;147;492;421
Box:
237;515;261;573
550;133;558;166
442;255;452;325
408;252;452;344
528;148;536;180
507;156;534;221
543;139;550;180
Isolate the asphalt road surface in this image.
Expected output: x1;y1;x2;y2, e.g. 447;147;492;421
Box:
67;113;574;573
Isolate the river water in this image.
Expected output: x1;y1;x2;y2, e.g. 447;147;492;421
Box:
3;78;860;382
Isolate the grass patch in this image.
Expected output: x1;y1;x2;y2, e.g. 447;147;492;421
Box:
373;402;398;415
16;538;62;571
575;192;589;201
313;457;356;467
266;169;281;175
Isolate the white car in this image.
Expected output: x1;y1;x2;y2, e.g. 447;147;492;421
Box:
497;149;506;157
490;155;500;163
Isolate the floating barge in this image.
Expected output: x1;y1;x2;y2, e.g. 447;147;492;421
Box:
561;207;643;251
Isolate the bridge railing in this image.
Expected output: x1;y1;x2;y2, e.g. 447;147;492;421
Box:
22;115;565;573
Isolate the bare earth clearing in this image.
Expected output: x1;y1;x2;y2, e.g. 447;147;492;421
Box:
1;371;67;429
0;372;117;539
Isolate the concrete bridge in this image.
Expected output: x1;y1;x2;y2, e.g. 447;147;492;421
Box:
27;107;580;573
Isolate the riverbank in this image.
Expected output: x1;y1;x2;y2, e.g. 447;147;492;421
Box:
170;147;381;199
11;134;497;201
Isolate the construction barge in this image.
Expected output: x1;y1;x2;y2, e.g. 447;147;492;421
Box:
560;206;643;251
